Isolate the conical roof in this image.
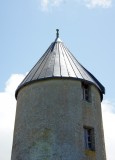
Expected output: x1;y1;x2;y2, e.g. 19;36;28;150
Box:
16;30;105;99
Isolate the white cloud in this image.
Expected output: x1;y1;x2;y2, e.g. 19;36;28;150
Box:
5;74;25;96
40;0;112;10
102;100;115;160
0;74;25;160
84;0;112;8
40;0;64;11
0;74;115;160
41;0;49;11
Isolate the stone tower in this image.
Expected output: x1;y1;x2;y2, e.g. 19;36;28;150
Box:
11;30;106;160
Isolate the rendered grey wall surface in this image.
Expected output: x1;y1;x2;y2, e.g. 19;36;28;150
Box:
11;79;106;160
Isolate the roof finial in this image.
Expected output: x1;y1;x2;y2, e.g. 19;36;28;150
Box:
56;29;59;38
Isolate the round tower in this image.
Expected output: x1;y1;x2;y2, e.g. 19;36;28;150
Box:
11;30;106;160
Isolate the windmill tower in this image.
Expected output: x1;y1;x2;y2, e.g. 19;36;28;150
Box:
11;30;106;160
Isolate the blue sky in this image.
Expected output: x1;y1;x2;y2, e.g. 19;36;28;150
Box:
0;0;115;100
0;0;115;160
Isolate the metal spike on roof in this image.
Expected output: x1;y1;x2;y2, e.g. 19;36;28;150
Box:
56;29;59;38
16;30;105;99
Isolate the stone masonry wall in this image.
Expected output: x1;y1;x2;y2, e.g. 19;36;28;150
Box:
11;79;106;160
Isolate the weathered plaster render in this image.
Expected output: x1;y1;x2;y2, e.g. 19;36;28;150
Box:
11;79;106;160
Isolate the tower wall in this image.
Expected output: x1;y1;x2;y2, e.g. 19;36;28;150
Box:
11;79;106;160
